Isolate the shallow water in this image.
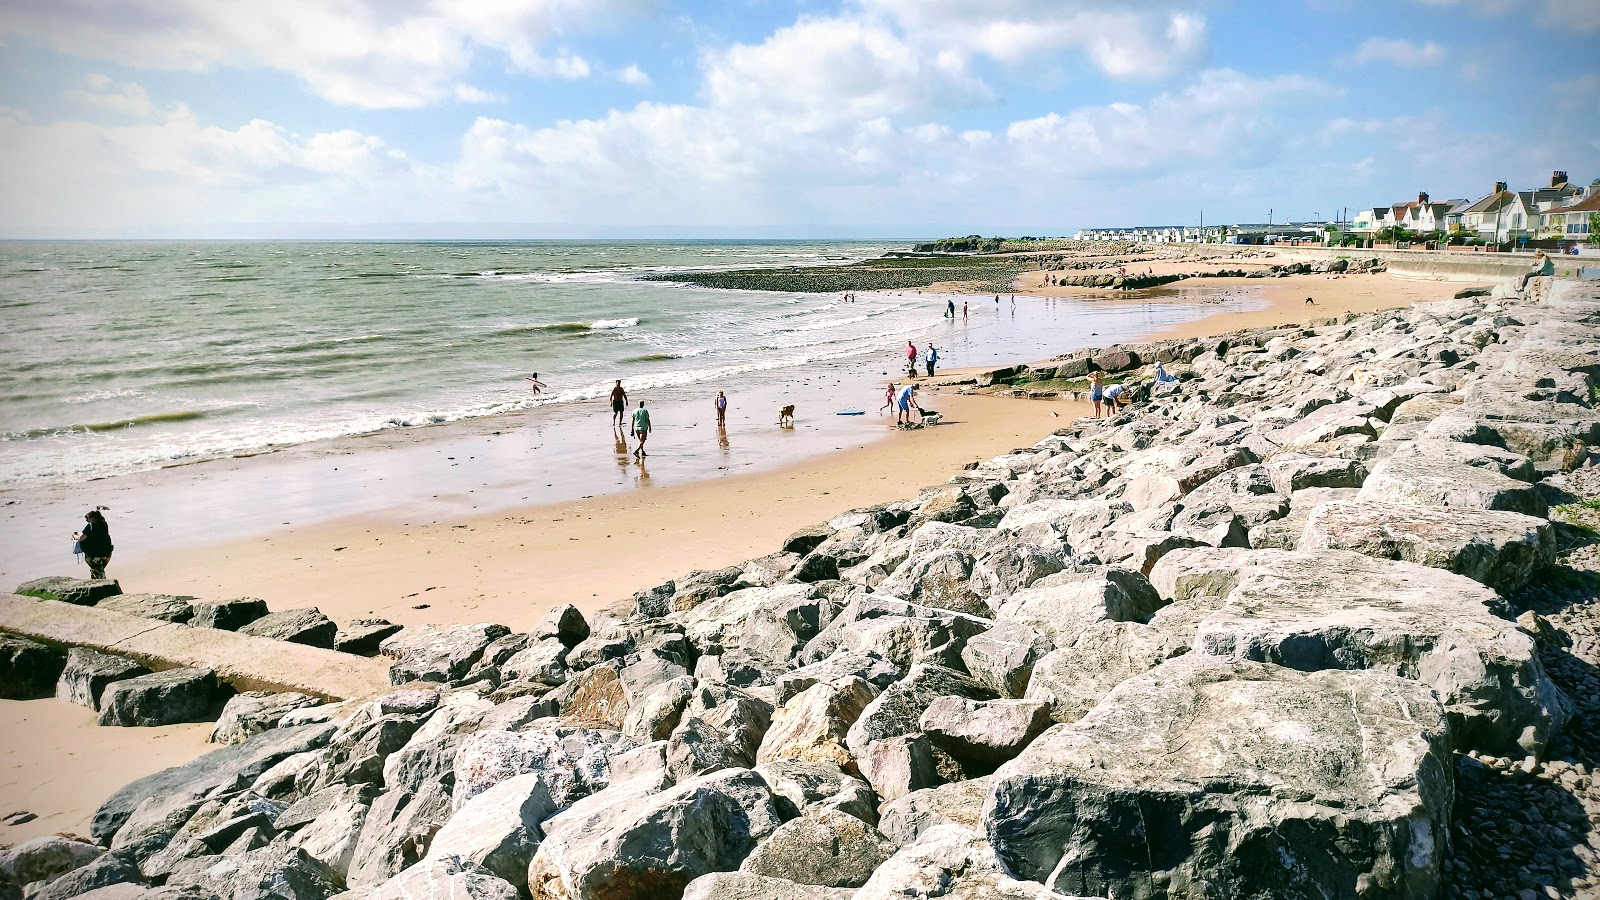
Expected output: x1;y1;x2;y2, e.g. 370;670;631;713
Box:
0;240;1256;486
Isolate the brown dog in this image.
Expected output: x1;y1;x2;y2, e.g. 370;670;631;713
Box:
777;404;795;425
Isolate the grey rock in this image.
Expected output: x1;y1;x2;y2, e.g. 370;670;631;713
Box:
682;872;852;900
210;692;323;744
278;784;371;832
499;639;570;687
920;697;1051;763
0;636;66;700
783;524;836;556
380;623;511;685
549;663;629;729
752;760;876;824
92;723;334;844
98;667;224;727
1024;621;1184;724
667;715;753;783
0;835;104;886
845;664;991;754
16;575;122;606
854;825;1067;900
288;788;372;880
622;675;696;742
532;604;591;648
740;808;897;888
189;598;269;631
334;619;403;656
238;608;338;648
526;768;783;900
366;855;519;900
296;700;431;792
97;593;195;623
757;677;877;772
1300;499;1554;591
451;723;638;810
985;655;1453;900
960;622;1052;699
772;652;900;707
994;568;1163;649
27;851;139;900
345;784;454;890
162;845;341;900
424;773;555;889
58;648;149;710
1193;549;1569;756
877;778;991;845
857;734;939;802
1358;449;1545;516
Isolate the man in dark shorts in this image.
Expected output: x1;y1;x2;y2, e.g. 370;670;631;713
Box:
609;380;628;426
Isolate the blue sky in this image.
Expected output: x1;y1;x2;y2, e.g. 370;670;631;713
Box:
0;0;1596;237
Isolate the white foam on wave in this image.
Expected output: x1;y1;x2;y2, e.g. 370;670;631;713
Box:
589;317;639;330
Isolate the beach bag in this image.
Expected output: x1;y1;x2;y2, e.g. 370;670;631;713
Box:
73;540;83;562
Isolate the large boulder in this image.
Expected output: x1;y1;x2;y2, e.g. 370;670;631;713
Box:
752;760;876;824
1300;499;1554;592
366;855;519;900
287;786;373;880
189;597;269;631
16;576;121;605
845;664;991;755
161;844;341;900
1024;621;1184;724
854;825;1066;900
533;603;591;648
452;724;638;810
985;656;1454;899
739;807;897;888
335;619;404;656
919;697;1051;764
345;784;454;889
381;623;511;684
97;667;225;727
0;835;104;886
425;773;555;889
91;723;335;844
57;648;149;710
1191;549;1570;756
26;851;140;900
1358;450;1544;516
210;692;324;744
682;872;851;899
994;568;1163;649
0;635;67;700
525;768;783;900
959;622;1052;699
756;677;877;772
238;608;338;648
97;593;194;622
877;778;990;845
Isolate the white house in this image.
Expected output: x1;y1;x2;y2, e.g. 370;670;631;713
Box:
1456;181;1539;242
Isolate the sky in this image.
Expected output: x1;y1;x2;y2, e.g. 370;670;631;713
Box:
0;0;1597;238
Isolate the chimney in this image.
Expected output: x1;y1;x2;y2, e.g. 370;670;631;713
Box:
1552;170;1568;188
1494;181;1508;194
1418;191;1429;204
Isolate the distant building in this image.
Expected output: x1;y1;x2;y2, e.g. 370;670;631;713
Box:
1540;190;1599;242
1455;181;1537;243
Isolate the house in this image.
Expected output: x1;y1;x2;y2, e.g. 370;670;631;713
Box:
1456;181;1540;243
1540;190;1600;243
1352;207;1387;234
1361;192;1466;235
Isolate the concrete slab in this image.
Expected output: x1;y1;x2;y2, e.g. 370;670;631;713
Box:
0;593;391;701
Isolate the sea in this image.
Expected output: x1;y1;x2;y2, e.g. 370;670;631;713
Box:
0;240;1258;487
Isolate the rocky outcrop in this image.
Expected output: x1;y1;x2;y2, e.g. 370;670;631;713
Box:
987;655;1453;898
54;278;1600;899
189;597;269;631
98;667;227;727
238;608;338;648
16;576;121;605
57;648;149;710
97;593;195;622
0;635;67;700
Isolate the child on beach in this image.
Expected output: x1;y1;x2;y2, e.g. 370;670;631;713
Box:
526;373;547;395
1090;372;1105;418
714;391;727;426
630;401;652;457
882;382;897;414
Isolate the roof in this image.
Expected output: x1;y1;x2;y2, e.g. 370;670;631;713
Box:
1458;190;1519;215
1548;192;1600;215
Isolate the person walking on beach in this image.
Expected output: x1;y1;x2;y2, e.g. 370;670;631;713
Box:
881;381;897;415
75;508;113;580
526;373;548;395
630;401;652;457
714;391;728;426
609;380;628;426
962;301;968;317
1090;372;1105;418
946;299;955;318
896;383;920;426
906;341;918;367
925;345;939;378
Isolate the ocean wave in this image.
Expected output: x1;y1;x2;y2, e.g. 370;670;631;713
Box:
5;409;212;439
590;317;639;330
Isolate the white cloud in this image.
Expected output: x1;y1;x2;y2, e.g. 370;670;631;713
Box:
454;84;506;105
851;0;1209;79
0;0;649;109
616;64;651;88
1349;37;1446;67
63;72;154;116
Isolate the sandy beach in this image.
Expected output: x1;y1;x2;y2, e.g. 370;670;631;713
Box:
0;265;1486;847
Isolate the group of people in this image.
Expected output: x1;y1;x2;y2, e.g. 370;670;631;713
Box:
881;381;923;425
905;341;939;378
607;380;655;457
1087;361;1179;417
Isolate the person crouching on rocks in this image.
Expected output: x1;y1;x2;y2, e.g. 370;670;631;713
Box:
75;508;114;579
